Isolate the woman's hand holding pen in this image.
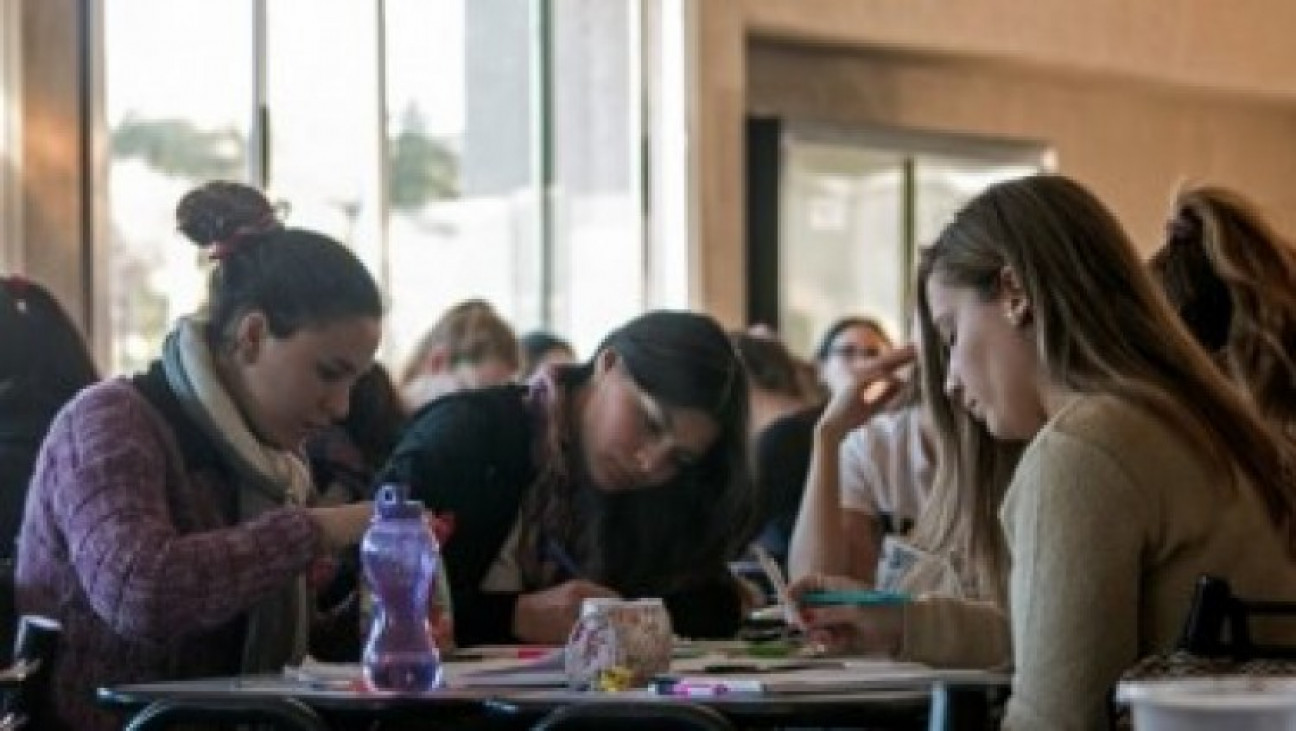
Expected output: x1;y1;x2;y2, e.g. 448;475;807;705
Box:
788;573;904;656
513;580;620;644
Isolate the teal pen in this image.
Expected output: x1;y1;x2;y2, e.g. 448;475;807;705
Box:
799;589;910;607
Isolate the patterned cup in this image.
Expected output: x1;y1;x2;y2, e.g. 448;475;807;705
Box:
564;597;673;690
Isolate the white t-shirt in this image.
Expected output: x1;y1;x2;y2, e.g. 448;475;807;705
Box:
838;406;933;533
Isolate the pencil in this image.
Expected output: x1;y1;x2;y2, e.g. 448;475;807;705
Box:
751;544;803;630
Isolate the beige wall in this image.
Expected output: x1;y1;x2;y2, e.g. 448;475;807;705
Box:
748;43;1296;254
696;0;1296;326
744;0;1296;102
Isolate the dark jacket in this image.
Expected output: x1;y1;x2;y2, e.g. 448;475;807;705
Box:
0;396;65;560
753;405;823;568
376;385;743;646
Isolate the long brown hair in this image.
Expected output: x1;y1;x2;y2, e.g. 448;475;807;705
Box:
1150;185;1296;439
399;299;519;387
911;274;1023;602
918;175;1296;567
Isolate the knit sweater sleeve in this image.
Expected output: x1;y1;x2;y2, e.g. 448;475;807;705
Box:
999;430;1145;731
48;383;323;643
899;596;1011;669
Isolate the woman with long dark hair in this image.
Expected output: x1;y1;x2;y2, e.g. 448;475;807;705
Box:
378;310;757;645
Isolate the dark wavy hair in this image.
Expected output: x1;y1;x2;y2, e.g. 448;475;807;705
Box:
0;277;98;414
729;331;803;400
175;181;383;346
519;310;756;595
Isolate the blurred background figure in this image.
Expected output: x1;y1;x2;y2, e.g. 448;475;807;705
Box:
520;329;577;381
398;299;521;412
306;362;407;505
1150;184;1296;439
730;330;822;568
0;275;99;654
814;316;893;396
0;276;99;561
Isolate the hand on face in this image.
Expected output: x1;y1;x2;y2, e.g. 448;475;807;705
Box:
817;345;916;441
512;579;621;645
788;573;903;657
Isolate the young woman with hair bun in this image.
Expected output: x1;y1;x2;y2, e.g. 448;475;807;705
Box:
17;181;383;730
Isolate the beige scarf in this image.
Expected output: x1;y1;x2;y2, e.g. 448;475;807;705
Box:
162;316;314;673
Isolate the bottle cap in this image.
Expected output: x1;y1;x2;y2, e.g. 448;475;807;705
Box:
375;483;424;520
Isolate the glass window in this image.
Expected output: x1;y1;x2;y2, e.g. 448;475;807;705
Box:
780;144;906;355
265;0;382;274
778;128;1048;355
103;0;253;374
0;0;19;270
383;0;541;370
101;0;658;376
550;0;644;355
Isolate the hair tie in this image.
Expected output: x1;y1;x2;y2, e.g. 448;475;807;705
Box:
206;211;283;262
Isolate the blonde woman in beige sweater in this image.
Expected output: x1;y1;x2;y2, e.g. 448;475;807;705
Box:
792;175;1296;730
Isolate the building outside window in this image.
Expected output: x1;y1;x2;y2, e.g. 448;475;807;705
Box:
101;0;683;375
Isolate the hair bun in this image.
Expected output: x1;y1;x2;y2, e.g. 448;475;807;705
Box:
175;181;279;249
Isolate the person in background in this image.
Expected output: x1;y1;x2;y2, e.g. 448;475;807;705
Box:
16;181;379;731
398;299;520;412
793;175;1296;730
730;330;821;568
0;276;98;560
814;316;893;396
1150;185;1296;439
0;276;99;656
520;330;577;381
787;346;936;587
377;310;756;647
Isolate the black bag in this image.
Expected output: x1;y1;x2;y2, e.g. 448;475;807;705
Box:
1115;576;1296;728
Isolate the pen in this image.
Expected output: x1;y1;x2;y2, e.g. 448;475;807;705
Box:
798;589;910;607
545;538;583;579
671;679;764;696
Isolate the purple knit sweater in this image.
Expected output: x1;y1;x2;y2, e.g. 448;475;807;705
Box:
15;379;323;731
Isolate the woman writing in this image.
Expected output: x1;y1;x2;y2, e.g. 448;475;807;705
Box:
378;310;756;646
794;175;1296;729
17;182;379;730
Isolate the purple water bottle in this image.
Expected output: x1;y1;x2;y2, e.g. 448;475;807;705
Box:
362;484;443;691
